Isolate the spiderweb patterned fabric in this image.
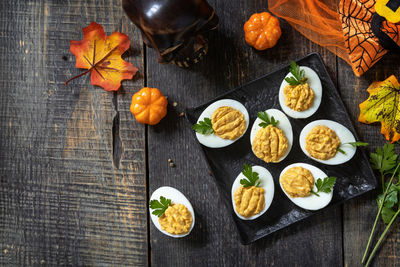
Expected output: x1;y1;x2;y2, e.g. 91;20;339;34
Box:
269;0;400;77
339;0;384;76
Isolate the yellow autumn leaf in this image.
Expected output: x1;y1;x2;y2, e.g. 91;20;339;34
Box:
359;75;400;143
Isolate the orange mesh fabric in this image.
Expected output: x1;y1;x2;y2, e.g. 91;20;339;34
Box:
268;0;400;76
268;0;350;64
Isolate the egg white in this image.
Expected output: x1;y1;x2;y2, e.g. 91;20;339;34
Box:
231;165;275;220
195;99;250;148
279;66;322;119
149;186;195;238
250;109;293;163
279;163;333;210
299;120;356;165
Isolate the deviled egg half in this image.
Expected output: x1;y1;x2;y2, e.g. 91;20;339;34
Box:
299;120;362;165
192;99;250;148
279;163;336;210
149;186;195;238
250;109;293;163
231;164;275;220
279;61;322;119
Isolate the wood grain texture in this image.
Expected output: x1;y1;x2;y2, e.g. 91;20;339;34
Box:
0;1;147;266
147;1;343;266
339;53;400;267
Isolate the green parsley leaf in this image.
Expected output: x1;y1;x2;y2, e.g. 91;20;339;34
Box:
370;143;398;174
345;141;369;147
337;141;368;155
362;145;400;264
377;182;399;209
311;177;336;197
192;118;214;135
149;196;172;217
381;206;396;224
240;164;261;187
284;61;307;86
257;111;279;128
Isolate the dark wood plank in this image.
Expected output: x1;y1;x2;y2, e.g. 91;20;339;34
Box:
0;1;147;266
340;53;400;266
147;1;342;265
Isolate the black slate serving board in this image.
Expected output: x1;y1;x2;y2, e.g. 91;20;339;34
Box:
185;52;377;244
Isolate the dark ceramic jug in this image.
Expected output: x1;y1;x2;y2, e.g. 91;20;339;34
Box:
122;0;219;67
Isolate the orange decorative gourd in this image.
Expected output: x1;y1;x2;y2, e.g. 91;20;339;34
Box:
244;12;281;50
130;87;168;125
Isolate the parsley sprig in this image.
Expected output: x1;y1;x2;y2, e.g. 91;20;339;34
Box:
377;182;400;223
310;177;336;197
370;143;397;178
337;141;369;155
240;164;261;187
149;196;172;217
257;111;279;128
192;118;214;135
284;61;307;86
362;143;400;266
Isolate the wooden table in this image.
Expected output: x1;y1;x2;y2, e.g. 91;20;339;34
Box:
1;0;399;266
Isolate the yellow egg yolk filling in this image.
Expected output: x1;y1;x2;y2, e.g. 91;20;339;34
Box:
234;186;265;217
280;166;314;198
211;106;246;140
305;125;341;160
252;125;288;163
158;204;193;235
283;83;315;112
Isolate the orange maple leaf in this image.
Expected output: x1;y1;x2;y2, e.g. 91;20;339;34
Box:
65;22;138;91
358;75;400;143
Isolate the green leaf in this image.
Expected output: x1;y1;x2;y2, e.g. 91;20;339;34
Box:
149;196;172;217
312;177;336;196
257;111;279;128
377;183;399;209
381;206;396;224
160;196;171;207
240;164;261;187
338;141;368;155
192;117;214;135
376;177;400;225
310;191;320;197
362;145;400;265
284;61;307;86
370;143;397;174
385;188;398;209
345;141;369;147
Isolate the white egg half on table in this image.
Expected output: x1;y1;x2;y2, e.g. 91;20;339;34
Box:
279;163;333;210
231;165;275;220
149;186;195;238
250;108;293;163
279;66;322;119
299;119;356;165
195;99;249;148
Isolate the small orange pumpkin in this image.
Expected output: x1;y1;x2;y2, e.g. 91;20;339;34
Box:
130;87;168;125
244;12;281;50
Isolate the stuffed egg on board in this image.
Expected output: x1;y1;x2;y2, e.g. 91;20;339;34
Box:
279;163;333;210
195;99;249;148
279;66;322;119
149;186;195;238
299;120;356;165
231;165;275;220
250;109;293;163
